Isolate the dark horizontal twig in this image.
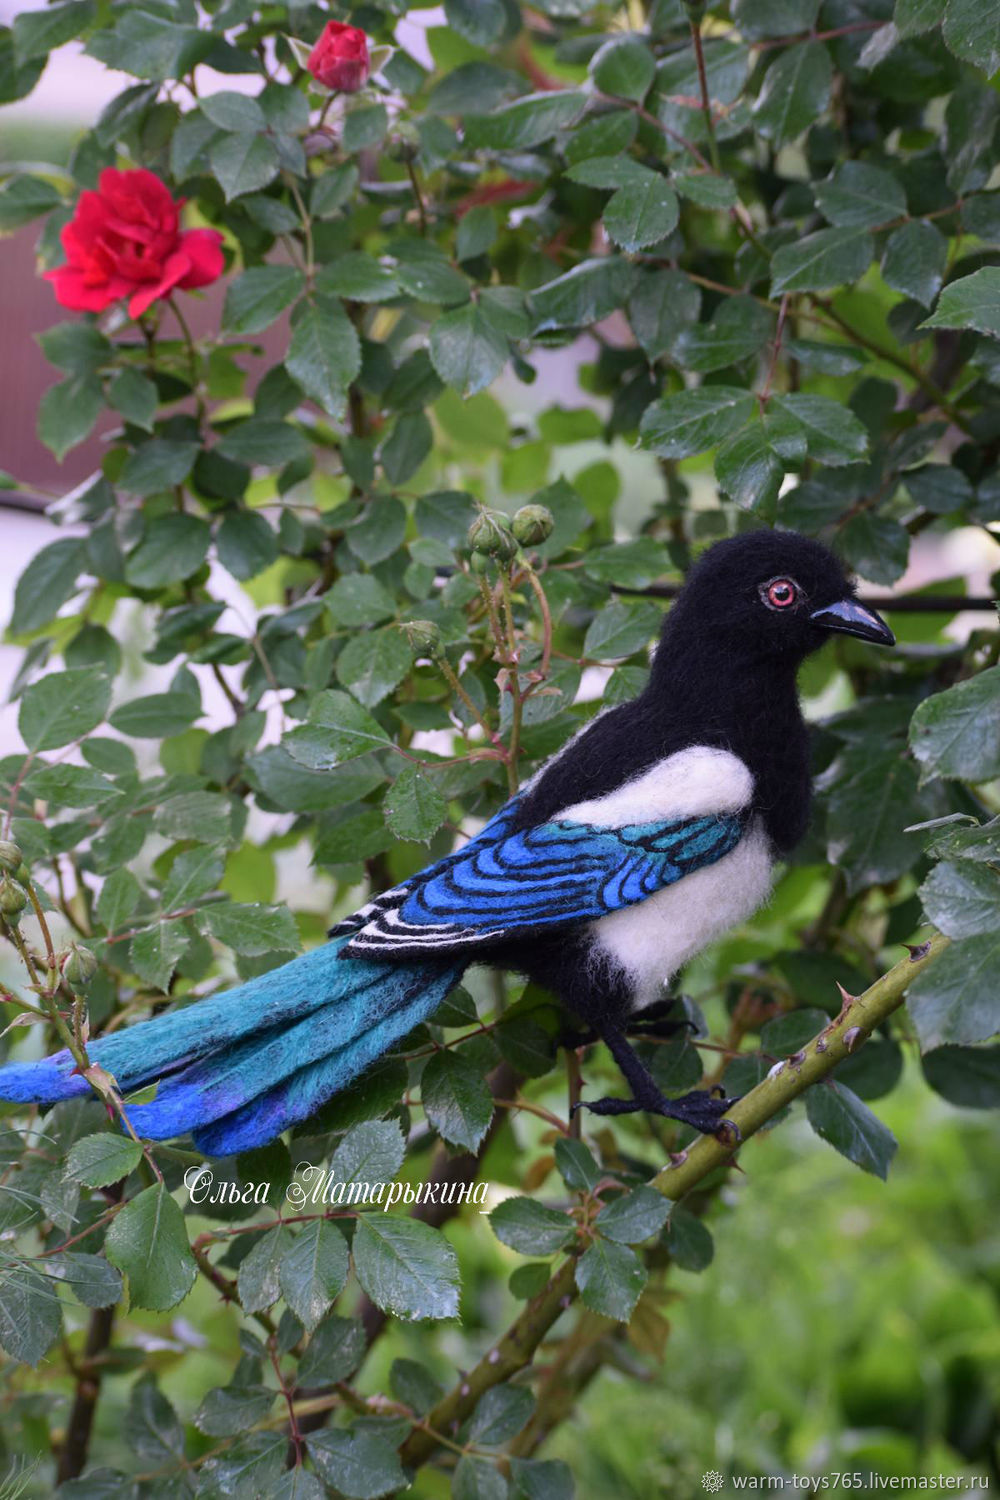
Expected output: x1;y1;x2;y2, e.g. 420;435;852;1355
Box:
613;584;998;614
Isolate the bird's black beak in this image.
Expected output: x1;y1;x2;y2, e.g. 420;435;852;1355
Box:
810;597;895;647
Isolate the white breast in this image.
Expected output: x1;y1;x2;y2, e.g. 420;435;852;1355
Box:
589;819;774;1010
553;745;769;1012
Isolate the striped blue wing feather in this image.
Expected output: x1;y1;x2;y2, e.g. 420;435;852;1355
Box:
343;810;747;955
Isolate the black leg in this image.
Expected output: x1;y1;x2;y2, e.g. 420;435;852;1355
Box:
576;1025;741;1139
626;995;699;1042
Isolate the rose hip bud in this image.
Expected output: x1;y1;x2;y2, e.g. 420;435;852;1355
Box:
469;552;492;575
511;504;554;547
468;509;518;562
0;875;27;923
403;620;444;656
307;21;370;93
0;839;23;874
60;943;98;991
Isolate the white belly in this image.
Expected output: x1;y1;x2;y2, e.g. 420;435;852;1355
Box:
588;820;774;1010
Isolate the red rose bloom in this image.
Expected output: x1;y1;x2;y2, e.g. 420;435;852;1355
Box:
307;21;370;93
46;167;225;320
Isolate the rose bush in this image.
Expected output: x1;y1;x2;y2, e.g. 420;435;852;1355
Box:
0;0;998;1495
45;167;224;318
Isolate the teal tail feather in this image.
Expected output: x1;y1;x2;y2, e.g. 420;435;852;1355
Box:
0;938;465;1155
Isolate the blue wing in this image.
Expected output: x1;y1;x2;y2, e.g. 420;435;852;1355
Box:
341;802;748;958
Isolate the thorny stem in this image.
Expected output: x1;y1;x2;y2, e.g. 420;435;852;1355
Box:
759;294;789;408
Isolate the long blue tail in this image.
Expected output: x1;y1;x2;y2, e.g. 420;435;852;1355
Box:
0;939;465;1156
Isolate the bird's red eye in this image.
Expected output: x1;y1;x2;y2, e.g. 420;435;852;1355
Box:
764;578;798;610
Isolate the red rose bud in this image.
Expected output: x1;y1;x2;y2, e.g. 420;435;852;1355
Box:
45;167;224;320
308;21;370;93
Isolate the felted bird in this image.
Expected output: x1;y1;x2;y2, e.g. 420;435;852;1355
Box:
0;530;894;1156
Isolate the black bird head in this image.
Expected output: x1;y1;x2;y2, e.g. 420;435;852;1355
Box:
666;530;895;663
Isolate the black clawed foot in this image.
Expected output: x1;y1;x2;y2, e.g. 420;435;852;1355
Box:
574;1093;646;1117
660;1088;742;1137
626;997;699;1042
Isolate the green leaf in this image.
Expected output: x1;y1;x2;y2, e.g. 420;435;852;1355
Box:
470;1383;536;1444
908;933;1000;1048
922;1044;1000;1109
217;510;279;580
673;298;772;373
715;423;784;511
108;367;158;430
393;245;470;307
814;161;906;228
920;860;1000;938
120;439;199;496
575;1236;646;1320
223;265;305;334
381;411;433;485
838;512;910;585
430;303;509;397
13;0;95;61
453;1455;508;1500
327;574;397;628
553;1136;601;1192
895;0;944;37
0;172;62;230
590;35;656;102
444;0;506;47
286;296;361;418
510;1458;575;1500
421;1050;494;1150
161;846;223;911
882;220;948;308
753;41;833;146
490;1197;576;1256
770;227;874;295
583;599;662;659
298;1313;367;1384
195;1385;275;1438
594;1185;671;1244
129;919;190;991
38;373;102;460
217;419;310;468
640;386;755;460
766;394;869;467
200;89;266;133
628;269;701;360
279;1220;350;1332
307;1429;408;1500
97;868;142;932
336;627;412;708
734;0;821;38
603;176;679;252
11;536;86;634
210;131;280;201
464;90;587;151
904;464;973;514
384;765;447;843
86;10;212;81
942;0;1000;76
65;1133;142;1188
19;667;110;750
105;1182;197;1311
352;1215;461;1320
805;1082;898;1179
909;667;1000;782
237;1225;292;1313
110;691;201;738
0;1265;62;1366
284;689;392;769
154;790;233;844
920;267;1000;337
317;251;400;302
531;257;635;332
827;747;925;893
198;902;300;956
46;1252;123;1309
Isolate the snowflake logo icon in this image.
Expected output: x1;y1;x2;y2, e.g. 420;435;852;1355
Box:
702;1472;725;1494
